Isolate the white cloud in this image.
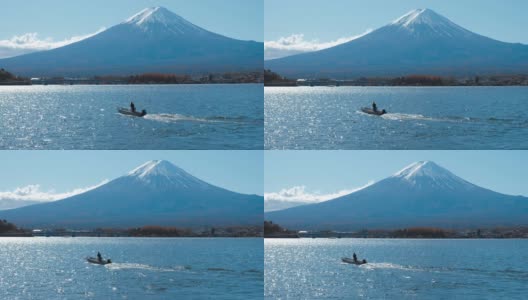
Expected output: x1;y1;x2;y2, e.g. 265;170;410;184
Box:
0;180;109;202
264;30;373;60
0;27;106;59
264;182;374;204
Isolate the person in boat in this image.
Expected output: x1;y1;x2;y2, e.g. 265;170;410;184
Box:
130;102;136;113
372;102;378;112
353;253;358;263
362;259;367;264
97;252;102;262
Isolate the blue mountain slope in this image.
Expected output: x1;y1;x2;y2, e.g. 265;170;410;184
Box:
1;160;263;228
0;7;263;77
265;161;528;230
265;9;528;78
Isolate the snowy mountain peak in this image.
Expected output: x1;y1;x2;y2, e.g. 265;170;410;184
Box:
127;160;210;189
392;9;435;27
128;160;176;177
125;7;162;25
393;161;443;179
390;8;471;37
125;7;175;25
123;6;206;35
391;161;472;189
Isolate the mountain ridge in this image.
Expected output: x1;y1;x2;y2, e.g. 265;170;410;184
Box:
265;161;528;230
265;8;528;77
0;160;263;228
0;7;263;77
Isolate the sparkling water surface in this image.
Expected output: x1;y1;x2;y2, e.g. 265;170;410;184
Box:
0;237;263;299
265;238;528;299
265;86;528;149
0;84;263;149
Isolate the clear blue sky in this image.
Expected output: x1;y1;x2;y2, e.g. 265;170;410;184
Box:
2;0;263;41
0;151;263;195
265;151;528;197
265;0;528;44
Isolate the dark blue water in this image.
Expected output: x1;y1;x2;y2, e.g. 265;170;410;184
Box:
0;84;263;149
0;237;263;299
265;86;528;149
265;238;528;299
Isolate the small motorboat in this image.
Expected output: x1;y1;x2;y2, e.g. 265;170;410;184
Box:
361;107;387;116
341;257;367;265
86;257;112;265
118;107;147;117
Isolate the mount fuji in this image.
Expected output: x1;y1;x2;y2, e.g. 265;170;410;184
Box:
0;7;263;77
265;8;528;78
0;160;263;228
265;161;528;230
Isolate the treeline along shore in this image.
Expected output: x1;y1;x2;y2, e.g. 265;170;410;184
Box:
264;69;528;87
0;219;32;237
264;221;528;239
0;219;262;237
0;68;263;85
0;68;31;85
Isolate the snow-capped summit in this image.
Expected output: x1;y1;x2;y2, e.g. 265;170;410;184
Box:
390;161;474;191
390;8;472;37
128;160;188;178
125;7;170;25
392;8;432;26
127;160;210;189
123;6;206;35
391;8;450;27
394;161;442;178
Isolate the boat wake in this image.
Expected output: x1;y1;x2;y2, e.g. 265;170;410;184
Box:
358;111;518;125
360;262;422;272
144;113;250;124
357;110;434;121
381;113;438;122
105;262;190;272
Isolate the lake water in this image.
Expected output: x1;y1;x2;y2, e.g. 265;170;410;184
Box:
0;237;263;299
0;84;263;149
265;238;528;299
265;86;528;149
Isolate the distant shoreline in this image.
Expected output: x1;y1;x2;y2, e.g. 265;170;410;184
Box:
0;82;263;86
264;236;528;239
0;70;264;86
1;223;263;238
0;235;262;238
264;69;528;87
265;83;528;87
293;228;528;239
264;221;528;239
